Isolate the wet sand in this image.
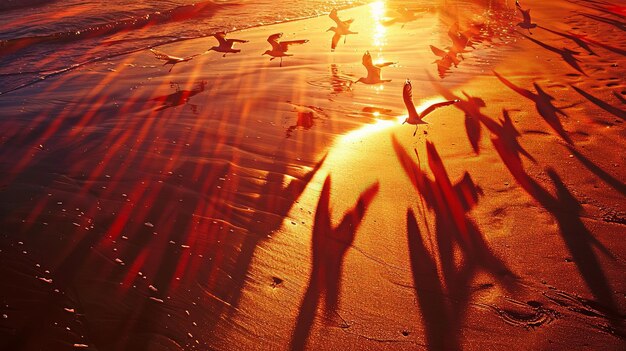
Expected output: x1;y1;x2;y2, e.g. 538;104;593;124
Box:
0;0;625;350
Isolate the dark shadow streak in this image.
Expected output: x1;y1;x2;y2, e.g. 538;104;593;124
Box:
494;71;573;144
290;175;379;351
429;75;490;154
521;33;587;75
538;26;597;55
491;136;622;329
580;13;626;31
570;84;626;120
566;145;626;195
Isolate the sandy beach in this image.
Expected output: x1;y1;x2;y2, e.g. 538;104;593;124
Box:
0;0;625;350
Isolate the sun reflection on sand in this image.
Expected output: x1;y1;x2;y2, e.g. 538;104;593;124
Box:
338;96;449;143
370;1;388;48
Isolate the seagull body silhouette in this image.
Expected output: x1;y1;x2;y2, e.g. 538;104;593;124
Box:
208;32;248;57
355;51;395;84
263;33;308;67
402;79;459;136
430;45;461;66
327;8;357;51
149;49;199;72
516;2;537;34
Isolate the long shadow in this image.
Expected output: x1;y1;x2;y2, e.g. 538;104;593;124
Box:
570;84;626;120
290;175;379;351
565;31;626;56
538;26;597;56
580;13;626;31
430;77;490;154
490;133;622;329
494;71;573;144
565;145;626;195
393;137;517;350
406;209;456;351
485;109;537;163
521;33;587;75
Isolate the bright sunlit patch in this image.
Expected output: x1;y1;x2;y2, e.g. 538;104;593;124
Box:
370;1;387;47
340;118;397;143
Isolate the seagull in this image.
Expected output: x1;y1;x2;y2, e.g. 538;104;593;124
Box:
355;51;396;84
516;2;537;34
327;8;358;51
149;49;200;72
430;45;461;67
262;33;309;67
402;79;459;136
207;32;248;57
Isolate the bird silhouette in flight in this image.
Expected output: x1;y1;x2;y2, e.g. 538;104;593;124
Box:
402;79;458;136
327;8;358;51
207;32;248;57
516;1;537;34
149;48;200;72
262;33;309;67
355;51;396;84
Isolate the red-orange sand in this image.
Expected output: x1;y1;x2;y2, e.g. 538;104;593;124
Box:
0;0;624;350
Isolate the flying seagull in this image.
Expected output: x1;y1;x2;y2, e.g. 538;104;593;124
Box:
207;32;248;57
150;49;200;72
355;51;396;84
262;32;308;67
327;8;358;51
402;79;459;136
516;1;537;34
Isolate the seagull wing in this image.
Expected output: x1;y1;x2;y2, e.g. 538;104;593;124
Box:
403;80;419;119
280;39;308;52
150;49;177;61
375;62;396;68
419;100;459;119
331;32;341;50
518;7;531;23
329;9;342;26
268;33;283;51
362;51;374;69
493;71;537;100
430;45;447;57
213;32;227;45
182;53;201;61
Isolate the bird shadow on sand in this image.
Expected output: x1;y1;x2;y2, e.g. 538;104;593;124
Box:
289;175;379;351
538;26;598;56
151;81;207;113
580;12;626;32
429;75;490;154
392;136;518;350
520;32;587;75
489;122;623;331
569;84;626;121
494;71;574;144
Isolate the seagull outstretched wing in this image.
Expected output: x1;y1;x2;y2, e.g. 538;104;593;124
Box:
419;100;459;119
150;49;180;61
267;33;283;51
213;32;227;45
280;39;309;52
